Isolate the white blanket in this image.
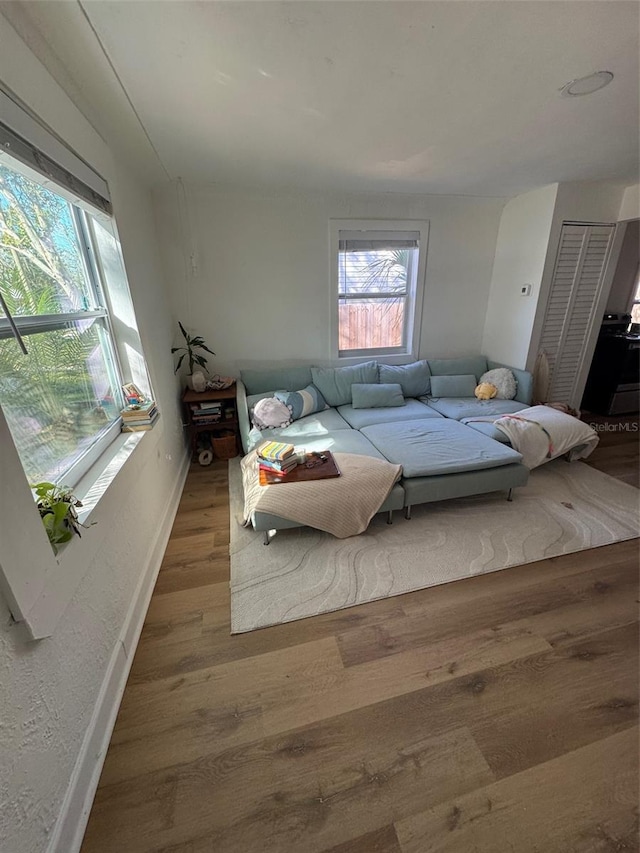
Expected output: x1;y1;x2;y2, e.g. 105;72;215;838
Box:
241;451;402;538
494;405;599;469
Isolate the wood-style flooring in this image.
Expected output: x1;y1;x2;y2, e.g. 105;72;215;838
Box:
80;423;640;853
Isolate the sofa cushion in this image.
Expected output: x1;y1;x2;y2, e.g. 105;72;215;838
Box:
487;360;533;405
352;383;404;409
275;384;328;420
311;361;378;407
338;399;442;430
267;427;391;460
248;408;352;447
461;419;512;444
427;356;488;382
241;366;313;395
360;419;522;478
378;360;431;397
430;374;477;398
421;397;527;421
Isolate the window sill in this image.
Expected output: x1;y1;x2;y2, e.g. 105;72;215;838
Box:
74;430;150;526
336;352;419;366
19;424;160;640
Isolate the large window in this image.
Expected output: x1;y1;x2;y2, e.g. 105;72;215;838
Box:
0;158;125;486
331;220;428;360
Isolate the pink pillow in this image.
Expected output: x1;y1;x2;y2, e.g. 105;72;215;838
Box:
251;397;292;430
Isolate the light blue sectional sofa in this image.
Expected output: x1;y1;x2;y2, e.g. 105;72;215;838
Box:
237;355;533;538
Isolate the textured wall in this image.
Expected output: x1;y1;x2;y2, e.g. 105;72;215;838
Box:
0;17;185;853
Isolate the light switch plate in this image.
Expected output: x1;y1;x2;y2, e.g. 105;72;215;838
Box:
520;284;532;296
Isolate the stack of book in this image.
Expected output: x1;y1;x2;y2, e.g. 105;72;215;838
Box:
121;400;159;432
258;441;297;475
191;401;223;425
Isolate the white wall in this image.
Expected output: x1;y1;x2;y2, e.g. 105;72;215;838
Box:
481;184;558;368
153;183;506;374
606;220;639;314
619;183;639;221
0;17;185;853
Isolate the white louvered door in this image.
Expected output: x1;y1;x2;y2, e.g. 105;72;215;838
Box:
539;223;615;407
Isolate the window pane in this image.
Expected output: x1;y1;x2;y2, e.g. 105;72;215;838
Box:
0;319;121;484
338;297;405;351
631;302;640;324
0;163;94;316
338;246;416;296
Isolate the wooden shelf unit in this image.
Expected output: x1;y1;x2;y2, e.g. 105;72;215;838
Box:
182;385;240;460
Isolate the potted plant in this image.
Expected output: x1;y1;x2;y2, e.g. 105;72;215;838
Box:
33;481;89;554
171;322;215;390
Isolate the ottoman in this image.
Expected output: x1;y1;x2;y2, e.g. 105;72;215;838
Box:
249;429;405;540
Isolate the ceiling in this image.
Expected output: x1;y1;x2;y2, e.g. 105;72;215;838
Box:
2;0;639;197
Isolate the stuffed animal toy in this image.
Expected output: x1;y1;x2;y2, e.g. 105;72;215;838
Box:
475;382;498;400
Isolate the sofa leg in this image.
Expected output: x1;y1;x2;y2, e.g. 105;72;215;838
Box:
405;505;412;520
507;488;513;502
387;510;393;525
263;531;270;545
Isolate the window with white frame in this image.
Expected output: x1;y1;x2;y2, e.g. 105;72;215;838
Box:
0;93;149;490
330;220;429;360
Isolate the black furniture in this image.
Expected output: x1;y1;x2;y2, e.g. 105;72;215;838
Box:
582;314;640;415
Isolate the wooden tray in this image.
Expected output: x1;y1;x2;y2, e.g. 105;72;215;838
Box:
259;451;341;486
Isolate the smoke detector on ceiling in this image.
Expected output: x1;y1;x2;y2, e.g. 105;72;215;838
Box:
560;71;614;97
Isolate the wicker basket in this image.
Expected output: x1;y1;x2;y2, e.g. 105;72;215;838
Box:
212;430;238;460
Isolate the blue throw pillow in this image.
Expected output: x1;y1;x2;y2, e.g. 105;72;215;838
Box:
275;384;328;421
430;374;477;398
351;383;405;409
379;360;431;397
311;361;378;407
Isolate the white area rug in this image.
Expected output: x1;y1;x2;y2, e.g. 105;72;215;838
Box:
229;459;639;634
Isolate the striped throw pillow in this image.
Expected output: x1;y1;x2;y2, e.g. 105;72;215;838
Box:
275;384;329;421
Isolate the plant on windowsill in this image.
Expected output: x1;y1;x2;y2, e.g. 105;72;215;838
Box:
171;321;215;391
33;481;90;554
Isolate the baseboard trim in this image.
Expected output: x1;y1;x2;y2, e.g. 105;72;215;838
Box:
47;449;191;853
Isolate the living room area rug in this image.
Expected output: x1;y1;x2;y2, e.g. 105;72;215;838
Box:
228;459;639;634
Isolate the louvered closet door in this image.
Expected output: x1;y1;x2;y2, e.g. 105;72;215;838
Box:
540;223;615;407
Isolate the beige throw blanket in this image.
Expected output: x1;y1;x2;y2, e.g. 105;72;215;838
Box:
241;451;402;539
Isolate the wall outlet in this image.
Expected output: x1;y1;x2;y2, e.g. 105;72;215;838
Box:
520;283;532;297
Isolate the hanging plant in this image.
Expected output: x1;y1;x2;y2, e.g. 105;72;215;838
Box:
32;481;91;554
171;322;215;375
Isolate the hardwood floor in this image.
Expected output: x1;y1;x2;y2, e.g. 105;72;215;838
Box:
81;429;639;853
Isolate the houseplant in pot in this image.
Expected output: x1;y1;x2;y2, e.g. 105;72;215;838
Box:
33;481;88;554
171;321;215;390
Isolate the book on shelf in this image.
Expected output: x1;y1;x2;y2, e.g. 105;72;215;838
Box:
192;416;222;426
192;403;221;412
258;441;295;462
